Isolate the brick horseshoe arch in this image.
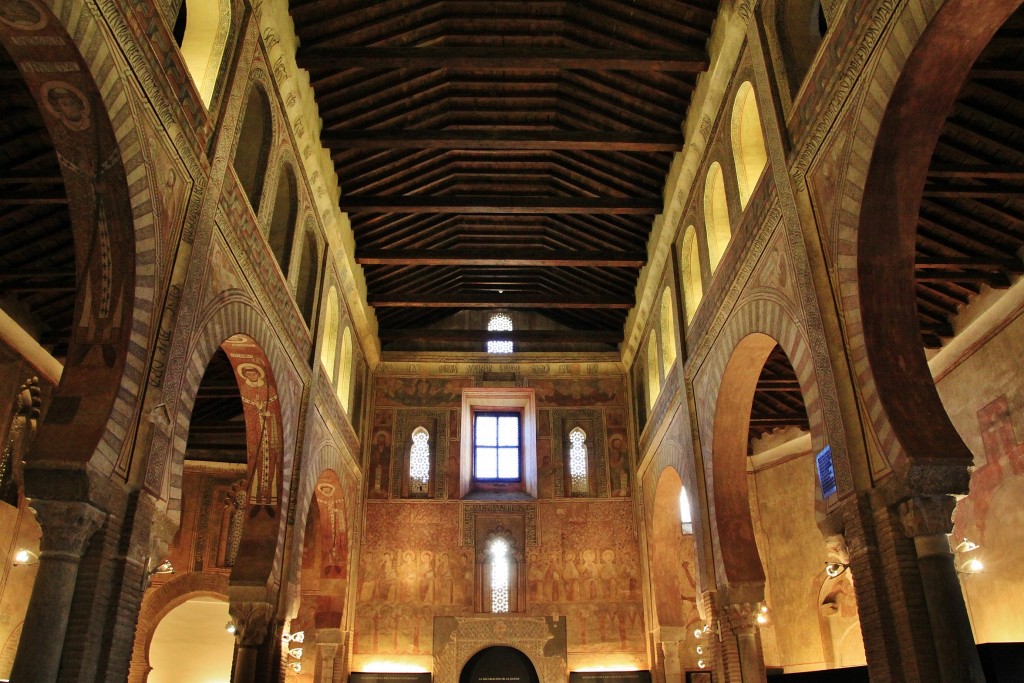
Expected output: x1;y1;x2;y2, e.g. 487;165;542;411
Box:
693;297;832;586
833;0;1022;488
286;441;353;616
147;299;299;542
127;572;230;683
0;0;158;480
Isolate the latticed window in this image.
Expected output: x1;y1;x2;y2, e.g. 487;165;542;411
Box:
489;537;511;613
487;313;514;354
568;427;589;496
680;486;693;535
409;426;430;496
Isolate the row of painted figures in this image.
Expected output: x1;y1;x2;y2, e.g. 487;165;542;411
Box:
357;546;642;606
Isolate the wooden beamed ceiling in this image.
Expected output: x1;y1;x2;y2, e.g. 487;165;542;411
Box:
290;0;716;350
915;9;1024;348
0;45;74;360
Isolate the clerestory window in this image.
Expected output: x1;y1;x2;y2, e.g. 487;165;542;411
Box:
487;313;514;354
474;412;520;481
409;426;430;496
568;427;589;496
488;537;511;613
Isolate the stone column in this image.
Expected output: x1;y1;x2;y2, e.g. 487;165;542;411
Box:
10;499;107;682
721;603;766;683
899;495;985;683
229;601;275;683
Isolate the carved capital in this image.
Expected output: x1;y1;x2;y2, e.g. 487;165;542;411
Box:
824;533;850;565
898;495;955;539
29;499;106;559
720;602;760;634
229;601;275;647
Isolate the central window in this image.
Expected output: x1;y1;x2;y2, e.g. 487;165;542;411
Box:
473;412;521;480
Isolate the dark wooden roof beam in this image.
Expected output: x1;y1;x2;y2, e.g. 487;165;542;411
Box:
368;293;633;308
916;270;1012;286
916;257;1023;273
357;248;645;267
927;164;1024;180
377;329;621;344
0;190;68;205
322;130;682;151
922;183;1024;199
341;195;660;214
298;47;708;72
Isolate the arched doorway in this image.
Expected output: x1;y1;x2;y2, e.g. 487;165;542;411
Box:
148;596;233;683
712;332;864;675
650;466;701;676
459;646;539;683
290;469;351;680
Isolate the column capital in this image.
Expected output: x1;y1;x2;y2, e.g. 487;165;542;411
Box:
229;601;275;648
898;495;955;539
720;602;761;634
29;499;106;559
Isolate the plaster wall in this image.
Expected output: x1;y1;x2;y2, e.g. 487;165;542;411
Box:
939;304;1024;643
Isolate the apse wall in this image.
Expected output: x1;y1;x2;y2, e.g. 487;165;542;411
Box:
354;360;643;673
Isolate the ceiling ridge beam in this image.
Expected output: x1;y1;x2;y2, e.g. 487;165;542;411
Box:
298;47;707;71
321;129;682;151
340;195;660;214
367;293;633;308
357;248;646;267
378;329;621;343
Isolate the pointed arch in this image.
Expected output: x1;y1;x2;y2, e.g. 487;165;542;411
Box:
174;0;233;106
681;226;703;322
337;327;353;412
233;84;273;212
660;287;678;377
320;287;339;383
731;81;769;208
647;334;661;410
704;162;731;272
267;164;298;276
295;228;320;327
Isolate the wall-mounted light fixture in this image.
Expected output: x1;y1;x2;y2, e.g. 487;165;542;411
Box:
149;559;174;576
824;561;849;579
954;538;984;574
13;549;38;566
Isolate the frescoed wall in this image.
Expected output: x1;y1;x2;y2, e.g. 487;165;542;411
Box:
355;363;643;672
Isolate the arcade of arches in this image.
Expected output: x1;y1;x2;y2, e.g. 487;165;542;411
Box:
2;1;1024;682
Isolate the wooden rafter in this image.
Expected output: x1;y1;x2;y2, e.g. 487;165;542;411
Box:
356;248;646;267
340;196;661;214
297;47;709;71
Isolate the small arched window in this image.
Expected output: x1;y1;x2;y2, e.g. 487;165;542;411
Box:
409;426;430;496
174;0;232;107
777;0;828;98
487;313;514;354
660;287;677;377
337;327;352;412
488;537;511;613
681;226;703;322
568;427;588;496
647;335;661;410
731;81;769;208
268;165;298;276
679;487;693;535
704;162;731;273
234;86;272;212
320;287;339;383
295;230;319;326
